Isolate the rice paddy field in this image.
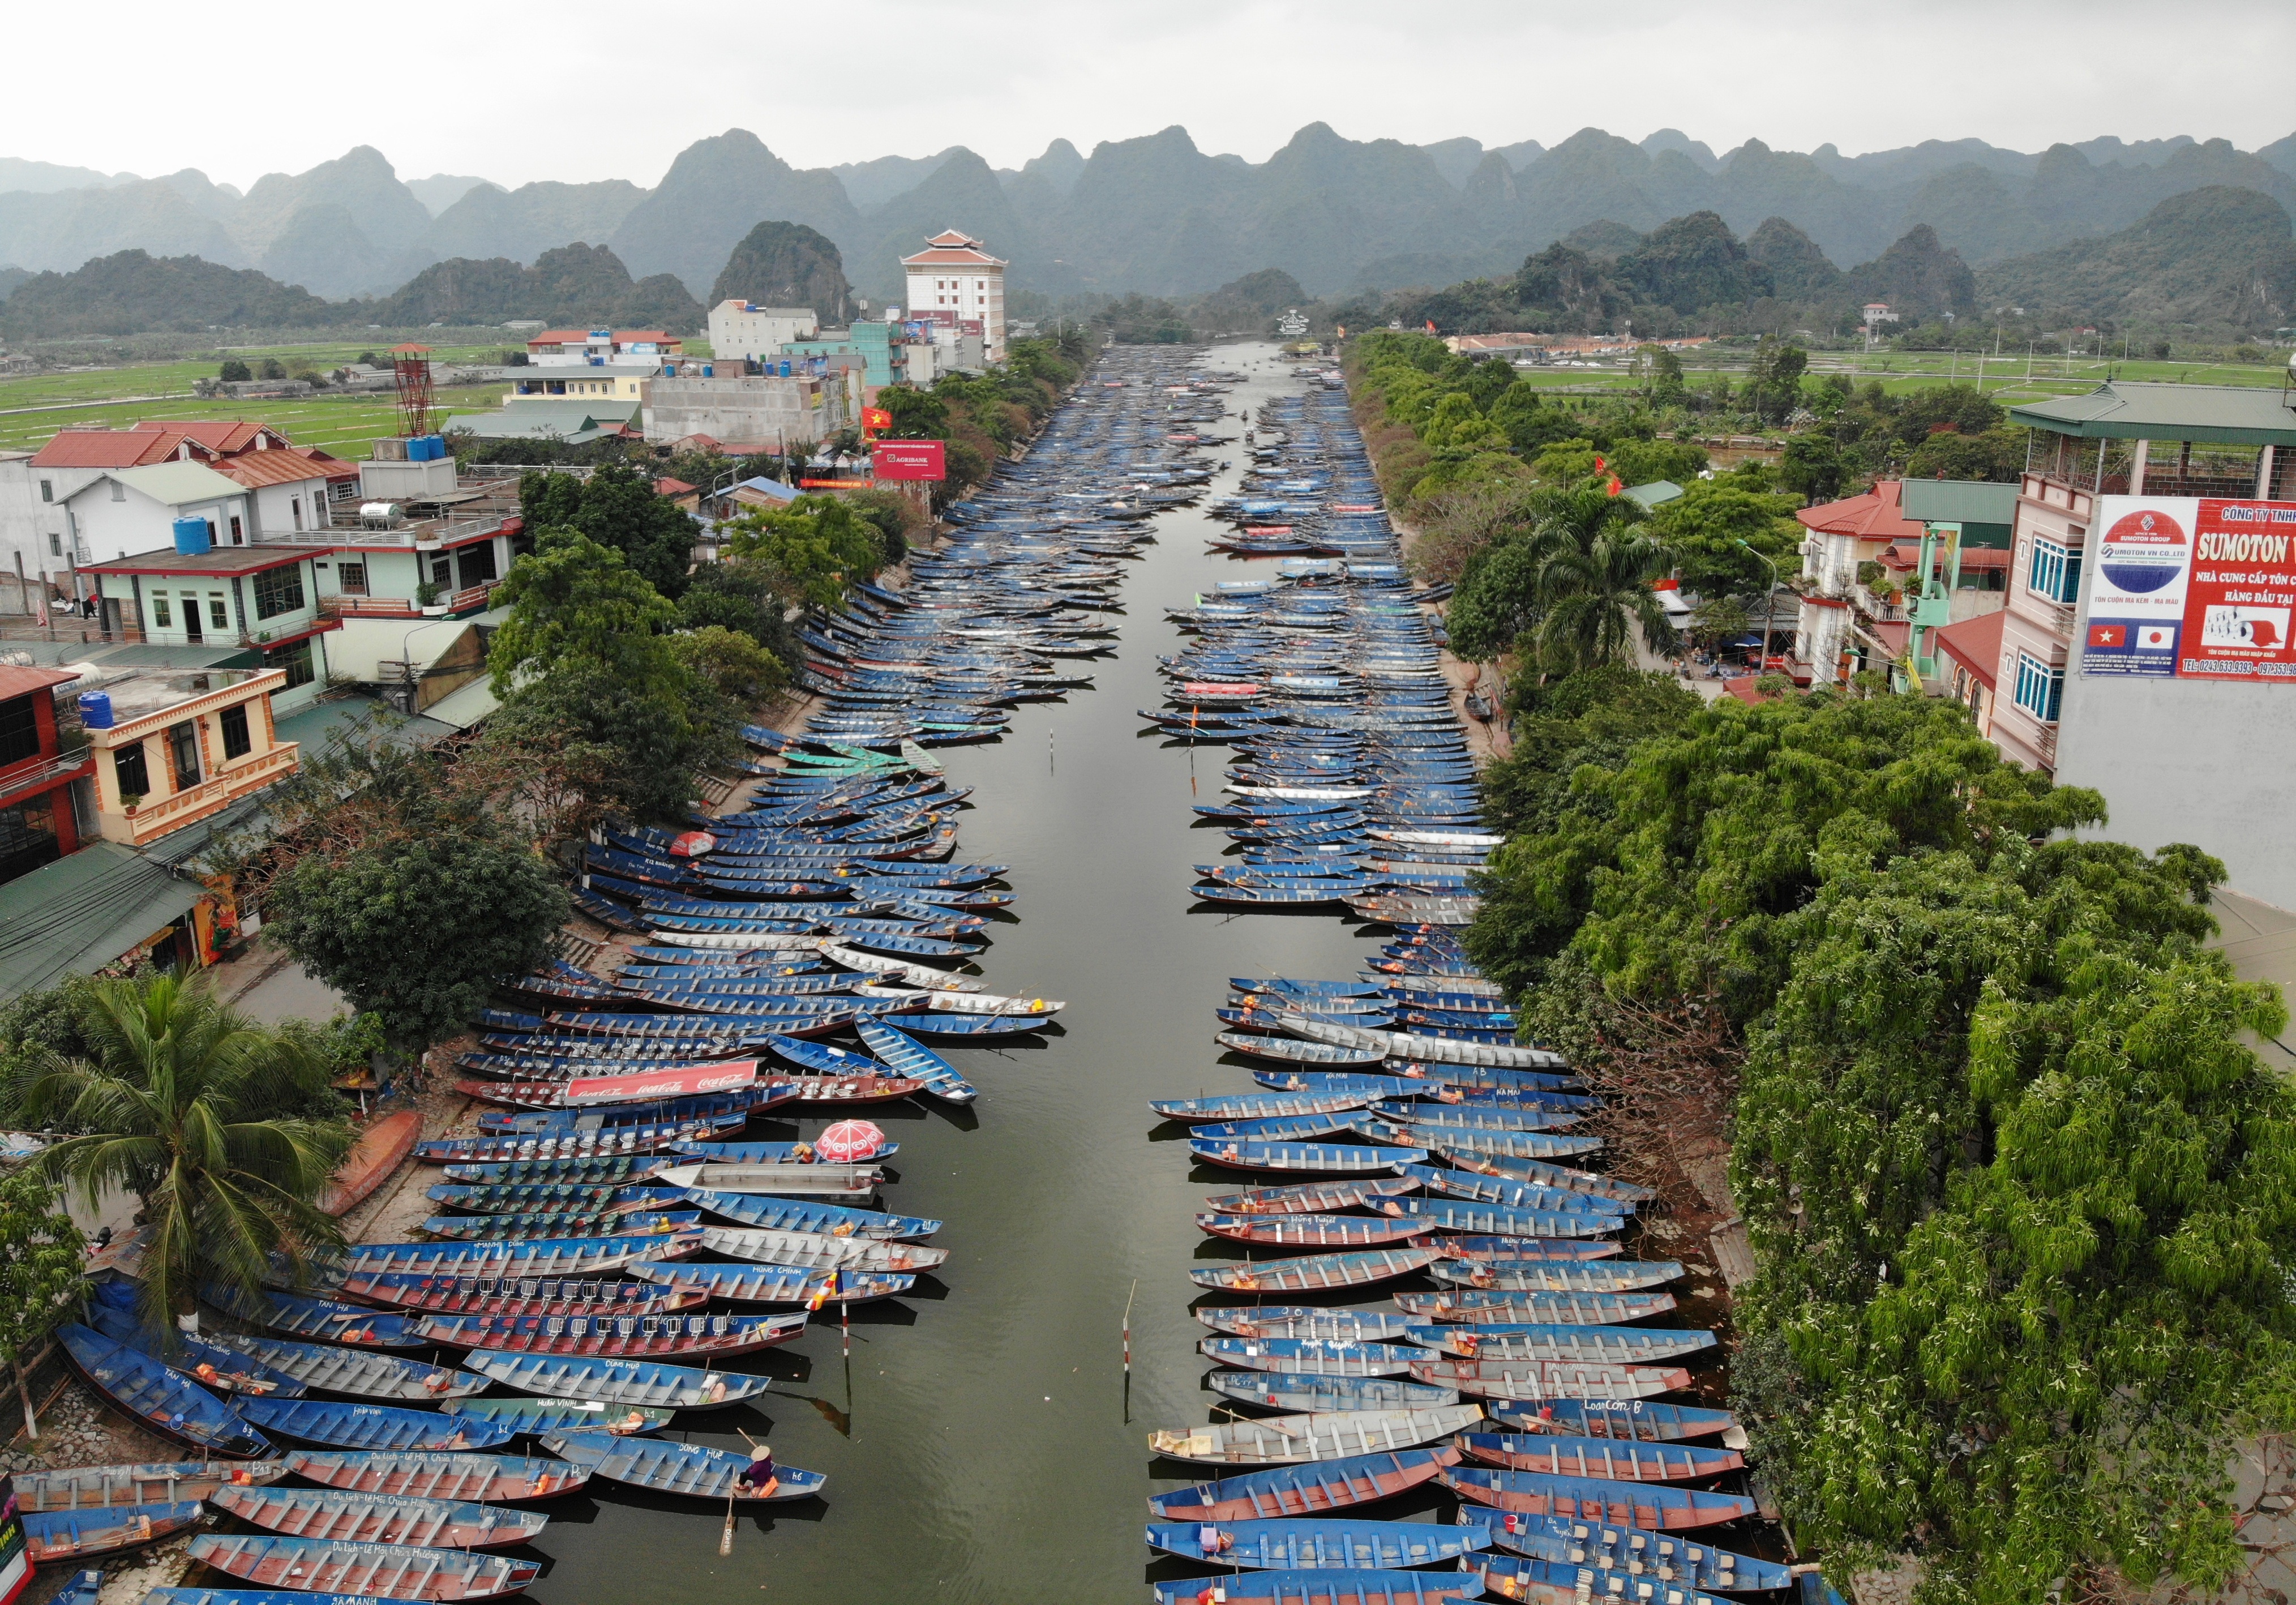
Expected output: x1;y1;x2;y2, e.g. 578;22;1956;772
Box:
1505;347;2294;408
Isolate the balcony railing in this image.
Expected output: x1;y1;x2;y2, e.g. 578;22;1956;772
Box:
116;743;299;843
0;748;95;800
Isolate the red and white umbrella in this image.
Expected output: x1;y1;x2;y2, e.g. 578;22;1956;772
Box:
667;831;717;858
814;1120;886;1163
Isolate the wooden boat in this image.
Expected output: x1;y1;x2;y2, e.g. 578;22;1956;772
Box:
539;1430;826;1503
1404;1359;1690;1403
208;1485;549;1550
436;1158;671;1185
699;1224;947;1272
1216;1031;1388;1067
1420;1129;1603;1162
1194;1308;1417;1345
1190;1111;1374;1144
1419;1237;1622;1264
1209;1372;1460;1413
1198;1338;1426;1377
1196;1211;1426;1251
57;1325;270;1458
83;1307;307;1399
1371;1103;1580;1133
281;1450;588;1502
1428;1258;1684;1294
1143;1517;1485;1570
418;1209;701;1242
461;1349;774;1411
415;1125;726;1161
14;1462;286;1513
1459;1432;1745;1481
208;1337;487;1402
1152;1090;1373;1123
1463;1510;1791;1591
1398;1167;1633;1217
1147;1405;1481;1466
320;1111;423;1215
235;1400;514;1453
1435;1153;1652;1205
229;1291;427;1351
339;1273;708;1319
340;1234;702;1287
1202;1176;1417;1215
1384;1197;1624;1240
185;1534;542;1599
1487;1399;1738;1442
853;1018;980;1103
1441;1467;1756;1529
1466;1554;1721;1605
415;1309;807;1358
1187;1140;1426;1175
678;1187;941;1239
421;1182;673;1216
1407;1326;1715;1366
1148;1569;1475;1604
671;1139;899;1165
1284;1018;1567;1071
651;1162;881;1199
1187;1247;1440;1294
622;1259;914;1306
25;1500;205;1562
1146;1445;1462;1522
440;1397;673;1437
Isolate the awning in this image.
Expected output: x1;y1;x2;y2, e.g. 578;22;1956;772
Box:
0;842;207;999
422;676;501;730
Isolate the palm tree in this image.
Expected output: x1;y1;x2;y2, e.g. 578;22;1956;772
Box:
1533;529;1681;671
20;975;353;1336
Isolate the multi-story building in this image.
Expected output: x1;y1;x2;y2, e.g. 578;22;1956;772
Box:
1787;478;2014;690
78;665;298;850
900;230;1008;363
642;369;855;453
709;303;821;363
524;329;684;366
0;663;95;886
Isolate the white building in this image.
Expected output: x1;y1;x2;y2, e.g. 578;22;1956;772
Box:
901;230;1008;363
708;303;821;365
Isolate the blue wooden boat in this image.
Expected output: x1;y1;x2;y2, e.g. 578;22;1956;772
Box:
1189;1139;1426;1175
84;1304;307;1399
1150;1090;1373;1123
417;1309;805;1359
461;1349;773;1411
1407;1327;1716;1369
1201;1176;1419;1215
1436;1152;1652;1204
679;1185;941;1239
1428;1257;1686;1294
1371;1101;1580;1133
339;1273;705;1320
1147;1445;1465;1523
1459;1432;1745;1481
1188;1109;1382;1143
235;1399;512;1452
873;1011;1041;1038
417;1209;701;1241
1197;1211;1427;1250
208;1336;487;1402
185;1534;542;1599
1149;1570;1475;1605
1441;1466;1755;1529
422;1182;682;1215
340;1234;699;1283
622;1259;914;1306
1198;1337;1425;1377
12;1462;288;1512
1465;1553;1724;1605
1145;1517;1485;1570
57;1325;269;1458
221;1290;426;1351
280;1450;586;1501
1462;1510;1790;1591
22;1501;206;1563
1369;1199;1621;1240
1208;1372;1460;1412
439;1397;673;1437
1399;1165;1633;1217
1487;1399;1738;1442
854;1017;980;1102
1188;1247;1440;1294
436;1157;671;1185
1415;1127;1603;1162
207;1484;550;1549
414;1125;738;1164
1248;1071;1451;1098
672;1139;898;1163
1194;1308;1418;1344
1230;980;1381;999
46;1570;101;1605
539;1431;825;1503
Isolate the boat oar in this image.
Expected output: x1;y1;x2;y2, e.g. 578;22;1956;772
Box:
718;1484;735;1556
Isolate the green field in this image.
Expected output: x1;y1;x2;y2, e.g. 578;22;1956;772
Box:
0;340;511;456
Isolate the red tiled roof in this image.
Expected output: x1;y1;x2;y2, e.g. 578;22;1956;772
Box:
1932;609;2007;691
656;478;696;495
214;452;333;489
901;246;1006;267
1795;480;1923;542
30;430;187;469
0;664;80;701
136;420;272;453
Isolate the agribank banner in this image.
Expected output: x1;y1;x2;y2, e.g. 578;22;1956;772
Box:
2083;495;2296;681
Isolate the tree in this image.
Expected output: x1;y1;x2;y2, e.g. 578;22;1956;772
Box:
483;657;733;825
874;383;949;440
1742;339;1810;425
718;495;890;611
678;558;804;667
0;1168;84;1437
19;976;353;1332
267;829;569;1051
517;466;699;598
219;359;251;383
1531;525;1679;671
1647;480;1804;597
1445;485;1663;664
670;624;787;706
257;357;287;380
489;527;678;694
1779;432;1845;501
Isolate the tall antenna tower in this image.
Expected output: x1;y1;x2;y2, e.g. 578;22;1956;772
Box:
389;343;435;437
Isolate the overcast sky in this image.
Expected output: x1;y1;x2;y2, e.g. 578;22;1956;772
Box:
7;0;2291;190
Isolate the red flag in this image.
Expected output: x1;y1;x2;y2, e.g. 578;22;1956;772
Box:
1424;319;1437;334
1606;476;1622;497
1594;455;1607;473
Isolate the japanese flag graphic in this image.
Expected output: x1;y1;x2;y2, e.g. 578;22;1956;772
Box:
2137;625;2175;651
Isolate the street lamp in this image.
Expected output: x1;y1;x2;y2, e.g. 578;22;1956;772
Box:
1736;539;1781;674
391;617;457;715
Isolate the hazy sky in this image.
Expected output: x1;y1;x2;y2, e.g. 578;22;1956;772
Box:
8;0;2292;190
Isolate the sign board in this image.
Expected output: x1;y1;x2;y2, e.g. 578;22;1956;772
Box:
564;1061;757;1106
2084;496;2296;682
873;441;946;482
0;1474;23;1605
796;478;872;489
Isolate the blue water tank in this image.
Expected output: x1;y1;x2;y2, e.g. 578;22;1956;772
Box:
778;361;791;377
702;363;713;378
78;690;113;729
426;434;447;459
173;516;211;555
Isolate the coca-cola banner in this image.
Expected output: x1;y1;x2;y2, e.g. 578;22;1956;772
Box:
564;1061;757;1105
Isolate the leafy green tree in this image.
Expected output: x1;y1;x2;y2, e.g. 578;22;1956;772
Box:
1779;432;1845;501
1903;426;2025;482
517;466;699;598
1446;485;1664;665
670;624;786;706
0;1167;84;1436
257;357;287;380
1646;480;1804;597
719;494;890;611
1742;339;1810;424
19;976;353;1330
489;527;678;694
678;558;803;669
1448;539;1550;663
219;359;251;383
1478;666;1700;840
1531;524;1678;672
267;828;569;1051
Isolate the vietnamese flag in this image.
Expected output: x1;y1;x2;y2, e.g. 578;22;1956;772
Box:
2088;623;2126;649
1424;319;1437;334
1606;476;1622;497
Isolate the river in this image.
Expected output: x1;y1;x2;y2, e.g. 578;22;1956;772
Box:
515;343;1404;1603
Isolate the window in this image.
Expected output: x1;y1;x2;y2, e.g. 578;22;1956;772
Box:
2013;652;2064;724
2028;538;2081;604
168;721;201;788
456;541;498;589
219;703;251;760
0;695;40;767
267;640;314;691
46;532;59;557
208;594;229;631
113;742;148;799
109;480;125;501
38;478;52;503
228;515;243;545
251;564;305;620
336;560;368;596
152;596;174;629
291;496;303;532
0;794;59;884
